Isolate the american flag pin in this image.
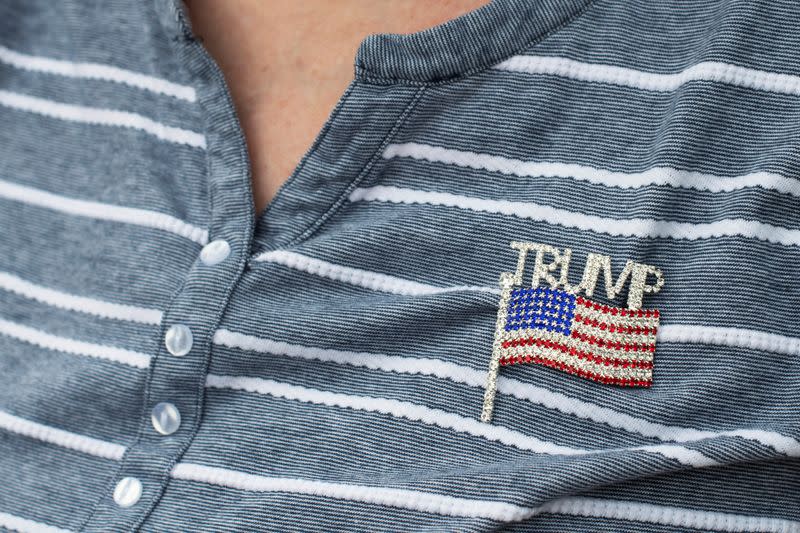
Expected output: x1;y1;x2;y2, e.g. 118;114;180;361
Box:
480;242;664;423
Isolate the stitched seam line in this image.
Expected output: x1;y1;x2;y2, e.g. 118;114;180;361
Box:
248;83;428;260
247;79;359;257
354;0;599;87
285;84;427;248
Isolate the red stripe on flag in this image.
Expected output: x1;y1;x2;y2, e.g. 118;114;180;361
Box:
569;330;656;353
575;296;660;319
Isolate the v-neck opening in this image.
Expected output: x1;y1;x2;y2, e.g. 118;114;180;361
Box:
165;0;594;258
354;0;594;84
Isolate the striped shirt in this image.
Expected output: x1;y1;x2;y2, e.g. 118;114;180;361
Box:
1;0;799;531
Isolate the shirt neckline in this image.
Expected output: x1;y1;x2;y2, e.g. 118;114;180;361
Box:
354;0;594;84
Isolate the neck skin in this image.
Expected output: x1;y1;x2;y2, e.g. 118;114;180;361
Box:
182;0;490;214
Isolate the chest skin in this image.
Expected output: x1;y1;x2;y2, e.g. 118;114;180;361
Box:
181;0;492;214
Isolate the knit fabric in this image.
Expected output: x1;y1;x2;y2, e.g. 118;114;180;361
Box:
1;0;799;531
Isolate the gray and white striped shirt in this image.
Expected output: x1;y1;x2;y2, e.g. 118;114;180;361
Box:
1;0;799;531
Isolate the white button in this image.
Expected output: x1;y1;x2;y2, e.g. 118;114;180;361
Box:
151;402;181;435
199;239;231;266
113;477;142;508
164;324;193;356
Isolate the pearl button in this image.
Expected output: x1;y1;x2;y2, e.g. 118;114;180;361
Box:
113;477;142;508
151;402;181;435
199;239;231;266
164;324;193;357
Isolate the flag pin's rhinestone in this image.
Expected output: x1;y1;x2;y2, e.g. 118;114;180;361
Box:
480;242;664;423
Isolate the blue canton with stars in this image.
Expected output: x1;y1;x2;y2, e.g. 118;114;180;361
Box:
505;287;576;336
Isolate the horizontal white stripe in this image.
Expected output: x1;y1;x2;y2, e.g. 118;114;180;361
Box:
206;373;580;456
499;375;800;458
0;318;151;369
254;252;800;363
494;56;800;96
205;373;715;467
348;185;800;247
0;44;196;102
0;90;205;148
659;324;800;357
213;328;486;383
171;462;534;521
247;253;800;362
383;142;800;197
171;463;800;530
0;409;125;461
541;497;800;533
0;411;792;530
213;328;800;457
0;179;208;244
0;512;72;533
252;250;499;295
0;271;162;325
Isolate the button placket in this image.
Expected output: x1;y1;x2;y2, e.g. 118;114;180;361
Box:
85;231;248;531
80;4;257;530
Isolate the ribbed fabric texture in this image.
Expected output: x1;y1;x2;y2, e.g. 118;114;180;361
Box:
1;0;799;531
